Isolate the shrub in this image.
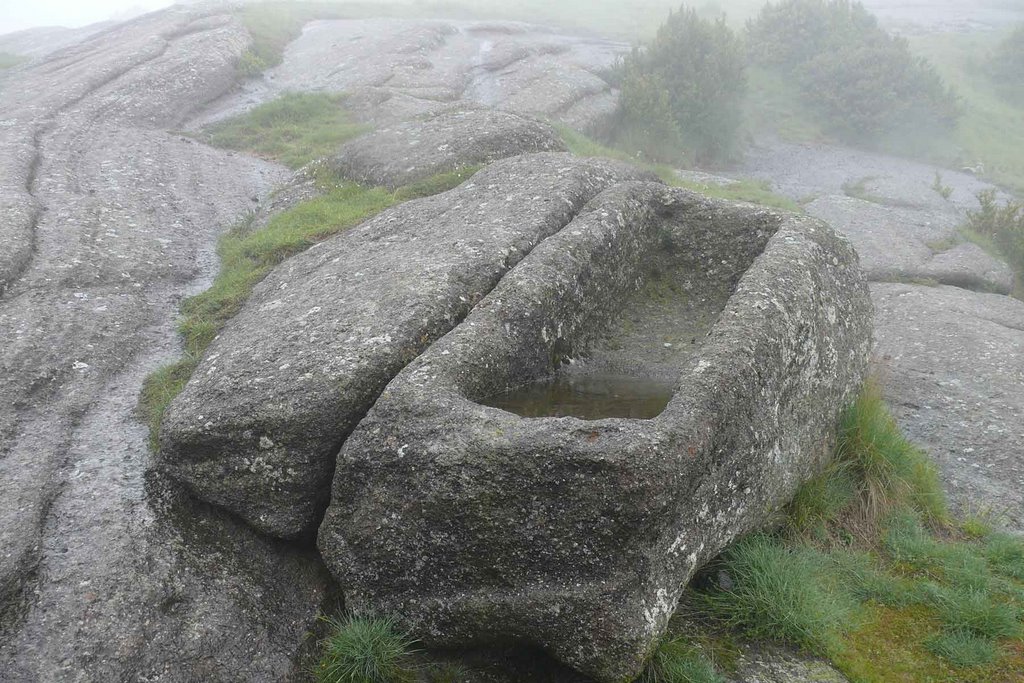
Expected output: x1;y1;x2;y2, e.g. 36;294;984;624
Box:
963;189;1024;282
746;0;961;141
315;615;417;683
615;5;746;165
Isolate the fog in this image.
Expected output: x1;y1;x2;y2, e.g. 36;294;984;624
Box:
0;0;172;34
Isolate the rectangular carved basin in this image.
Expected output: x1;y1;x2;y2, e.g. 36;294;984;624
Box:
318;181;873;682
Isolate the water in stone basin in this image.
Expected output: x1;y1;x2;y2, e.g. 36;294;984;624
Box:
481;373;674;419
483;264;735;420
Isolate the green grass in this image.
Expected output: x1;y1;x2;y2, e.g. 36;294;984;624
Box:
673;177;802;212
557;124;801;212
0;52;24;70
693;535;860;656
140;164;474;449
907;29;1024;195
314;615;418;683
925;630;998;668
198;93;369;169
689;382;1024;681
641;636;724;683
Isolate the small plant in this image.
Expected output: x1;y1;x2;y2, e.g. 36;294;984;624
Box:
237;49;269;78
963;189;1024;288
693;535;859;655
931;171;953;200
315;615;418;683
641;636;723;683
690;382;1024;677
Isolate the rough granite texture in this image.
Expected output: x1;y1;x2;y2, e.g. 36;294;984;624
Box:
191;18;627;136
0;6;333;680
741;140;1023;533
332;107;567;189
318;184;873;681
160;153;653;540
872;283;1024;530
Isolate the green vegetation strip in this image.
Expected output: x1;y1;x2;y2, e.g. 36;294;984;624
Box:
557;124;802;213
198;93;369;169
682;382;1024;682
140;93;476;449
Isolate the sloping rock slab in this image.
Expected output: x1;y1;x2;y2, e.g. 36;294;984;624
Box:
806;195;1013;294
332;108;567;189
318;184;873;681
872;283;1024;532
160;153;652;540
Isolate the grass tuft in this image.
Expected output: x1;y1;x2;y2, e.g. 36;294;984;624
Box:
834;381;947;524
315;615;418;683
199;93;369;169
693;535;858;656
641;636;723;683
925;630;998;668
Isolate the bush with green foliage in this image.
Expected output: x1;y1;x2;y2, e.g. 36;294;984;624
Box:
746;0;961;140
315;615;417;683
963;189;1024;284
615;5;746;165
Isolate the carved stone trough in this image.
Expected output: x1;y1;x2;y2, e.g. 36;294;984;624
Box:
318;182;873;681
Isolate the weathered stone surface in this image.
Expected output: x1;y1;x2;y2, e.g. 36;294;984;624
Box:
742;140;1024;532
332;107;567;189
0;6;332;680
921;242;1015;294
805;195;1013;294
160;153;653;540
318;184;873;682
727;643;848;683
873;283;1024;532
194;18;626;135
742;140;1015;293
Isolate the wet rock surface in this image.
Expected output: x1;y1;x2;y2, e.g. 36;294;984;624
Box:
0;6;332;680
194;18;627;135
318;184;872;681
873;283;1024;530
160;153;651;540
741;140;1024;533
332;107;567;188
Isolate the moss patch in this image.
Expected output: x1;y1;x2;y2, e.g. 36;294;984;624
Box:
198;93;369;169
